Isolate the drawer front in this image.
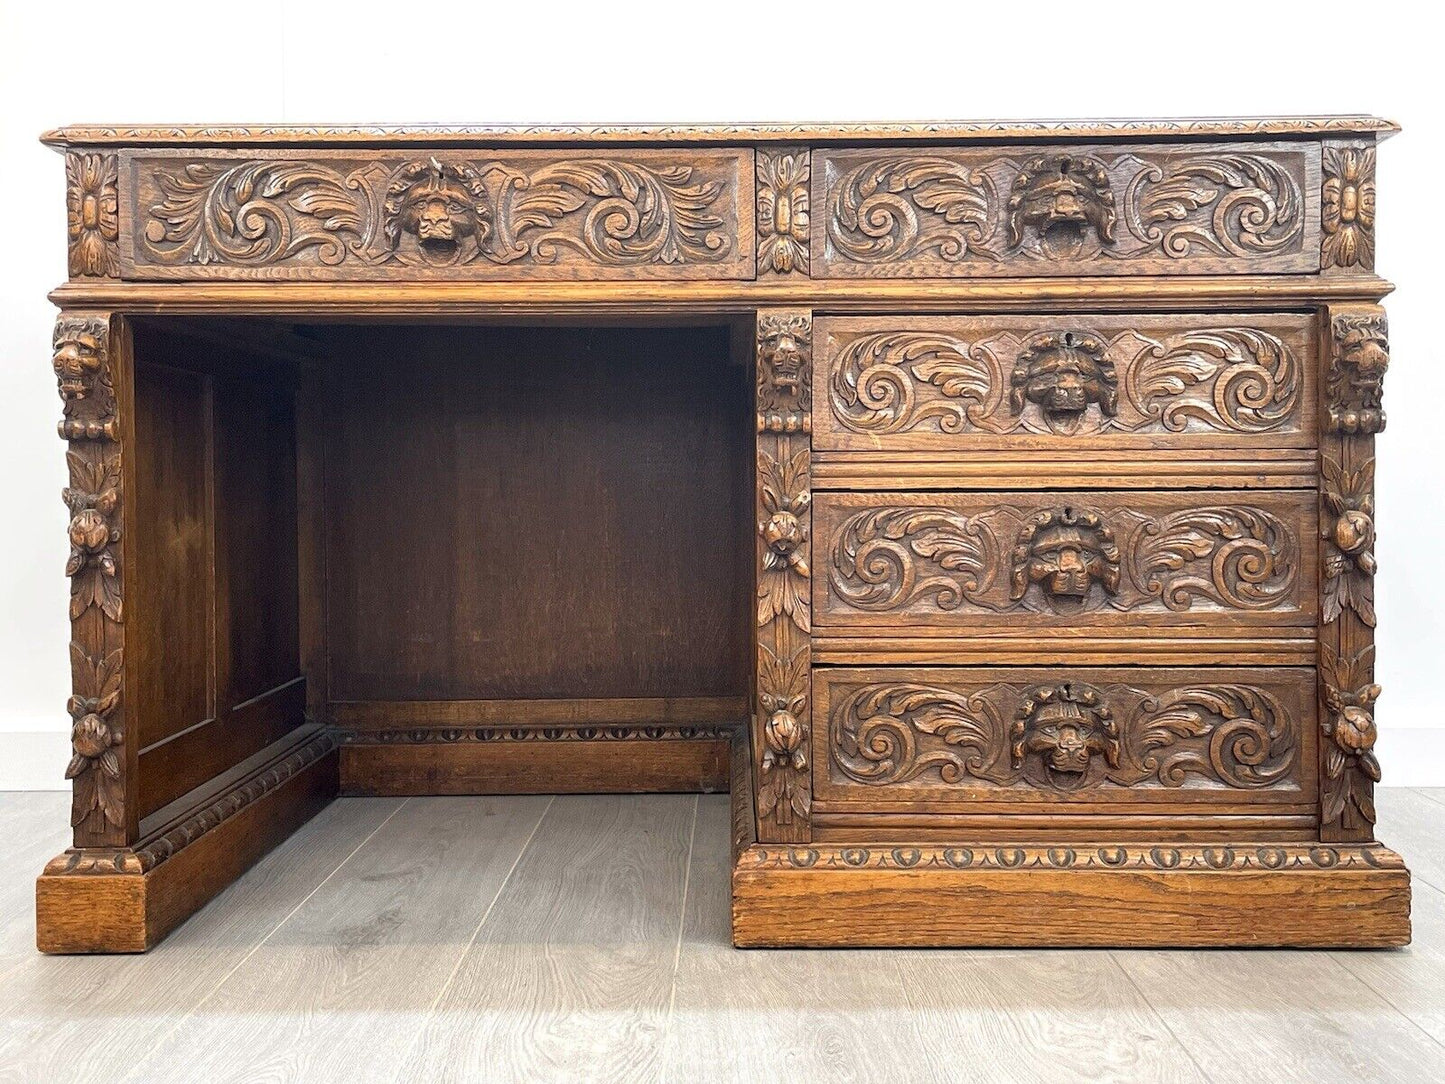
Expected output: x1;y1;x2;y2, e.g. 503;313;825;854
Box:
815;490;1316;628
122;148;754;280
814;313;1317;451
815;666;1316;805
812;142;1320;277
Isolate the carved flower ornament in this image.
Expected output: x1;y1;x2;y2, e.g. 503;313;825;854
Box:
1322;146;1376;269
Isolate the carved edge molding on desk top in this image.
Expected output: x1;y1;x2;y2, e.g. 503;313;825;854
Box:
830;678;1300;793
339;724;739;744
54;312;130;843
757;148;809;276
826;324;1302;438
1320;303;1386;840
66;152;120;278
1321;142;1376;271
132;153;741;276
755;309;813;843
736;842;1404;872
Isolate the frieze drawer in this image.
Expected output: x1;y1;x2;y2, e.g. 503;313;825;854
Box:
812;141;1320;278
814;489;1317;629
121;148;755;281
815;666;1316;806
813;313;1317;452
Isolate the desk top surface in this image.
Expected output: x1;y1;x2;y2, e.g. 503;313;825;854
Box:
42;116;1399;149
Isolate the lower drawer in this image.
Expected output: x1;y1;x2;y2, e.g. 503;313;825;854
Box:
814;666;1316;810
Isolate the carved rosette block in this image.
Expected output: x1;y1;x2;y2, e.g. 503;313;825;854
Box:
66;152;120;278
54;312;130;846
1320;303;1385;841
757;148;809;276
1321;142;1376;271
755;309;812;842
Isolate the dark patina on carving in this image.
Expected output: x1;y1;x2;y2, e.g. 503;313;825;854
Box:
1006;154;1117;257
1011;682;1120;789
383;158;493;265
1009;331;1118;434
1010;507;1121;610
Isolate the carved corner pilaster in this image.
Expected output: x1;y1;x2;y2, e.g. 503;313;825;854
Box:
1320;304;1385;841
757;148;810;277
1320;141;1377;273
65;152;120;279
755;309;812;843
55;311;134;847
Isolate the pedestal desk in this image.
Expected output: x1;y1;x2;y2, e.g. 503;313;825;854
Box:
36;118;1410;951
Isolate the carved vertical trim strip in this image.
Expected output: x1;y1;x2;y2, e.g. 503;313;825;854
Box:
757;148;810;276
755;309;812;842
55;312;134;847
1320;303;1386;841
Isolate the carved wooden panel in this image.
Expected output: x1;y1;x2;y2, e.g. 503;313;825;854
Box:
815;490;1316;628
814;313;1315;451
813;142;1320;277
816;666;1314;804
754;310;812;843
1321;141;1377;271
122;149;754;280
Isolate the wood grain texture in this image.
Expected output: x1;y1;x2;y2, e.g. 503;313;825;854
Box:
401;795;696;1083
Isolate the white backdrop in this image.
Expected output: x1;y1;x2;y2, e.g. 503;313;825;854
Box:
1;0;1440;787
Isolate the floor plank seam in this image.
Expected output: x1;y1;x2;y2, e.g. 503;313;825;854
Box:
658;793;701;1084
1411;787;1445;810
386;793;557;1084
114;796;412;1084
1323;950;1445;1053
1105;950;1217;1084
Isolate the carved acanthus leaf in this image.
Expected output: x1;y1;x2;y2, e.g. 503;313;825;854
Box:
1321;455;1376;627
1320;644;1381;824
66;643;124;828
757;149;810;275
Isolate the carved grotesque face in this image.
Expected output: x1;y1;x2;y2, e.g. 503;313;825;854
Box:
384;159;491;264
1013;683;1119;786
1007;155;1117;256
53;324;104;400
762;319;809;398
1010;332;1117;431
1011;508;1120;608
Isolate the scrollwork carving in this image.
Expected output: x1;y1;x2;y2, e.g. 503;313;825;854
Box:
757;148;809;275
1321;455;1376;626
1132;506;1297;612
826;156;993;264
830;507;998;612
830;677;1299;793
1327;311;1388;434
1124;154;1303;258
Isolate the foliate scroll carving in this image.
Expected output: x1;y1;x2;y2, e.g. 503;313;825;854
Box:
757;311;812;431
1321;645;1381;824
825;322;1302;440
134;152;745;278
1327;310;1388;434
66;153;119;278
1321;144;1376;270
64;450;122;621
54;316;116;441
1321;455;1376;626
757;148;809;275
66;643;124;828
754;310;812;842
823;494;1303;621
816;143;1313;276
831;677;1299;793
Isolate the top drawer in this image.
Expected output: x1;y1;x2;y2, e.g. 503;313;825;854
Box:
812;142;1320;277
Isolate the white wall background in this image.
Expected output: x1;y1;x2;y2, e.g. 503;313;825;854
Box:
1;0;1440;787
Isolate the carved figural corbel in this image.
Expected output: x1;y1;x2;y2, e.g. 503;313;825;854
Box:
1006;154;1117;257
1321;644;1381;825
66;153;119;278
757;149;809;275
758;447;811;632
66;642;124;828
757;311;812;431
1009;331;1118;434
383;158;493;265
1011;682;1120;790
1010;507;1121;610
64;451;122;622
1328;311;1389;434
758;645;809;824
53;316;116;441
1321;455;1376;626
1321;144;1377;270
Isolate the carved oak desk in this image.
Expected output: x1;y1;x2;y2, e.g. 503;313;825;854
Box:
37;118;1410;952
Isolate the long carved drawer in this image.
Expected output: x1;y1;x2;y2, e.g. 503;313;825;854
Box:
812;142;1320;277
120;148;754;280
813;313;1316;451
815;666;1316;807
814;490;1316;629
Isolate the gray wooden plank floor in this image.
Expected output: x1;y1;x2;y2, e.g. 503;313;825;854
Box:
2;789;1443;1084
